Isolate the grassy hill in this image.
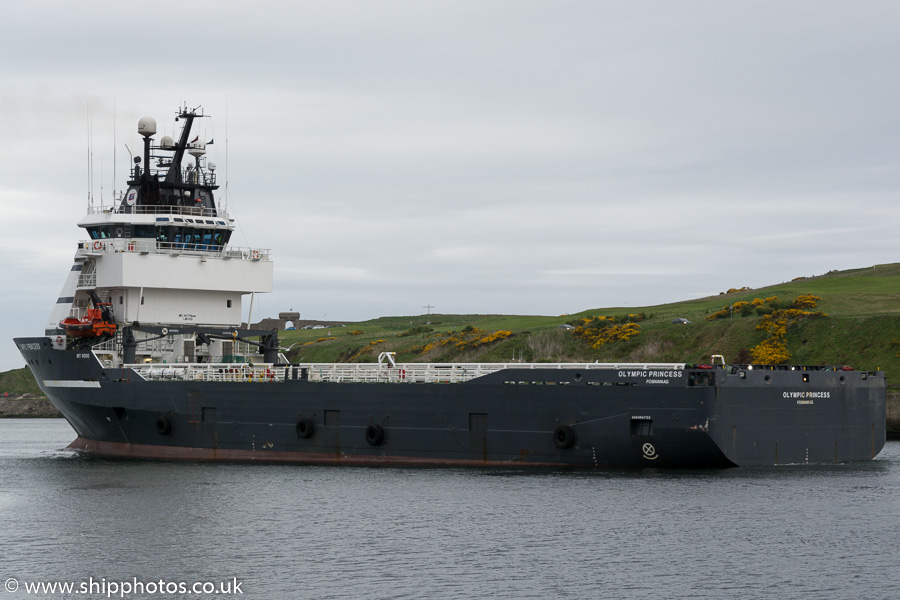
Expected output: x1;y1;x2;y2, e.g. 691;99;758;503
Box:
0;367;44;396
4;263;898;394
280;263;900;387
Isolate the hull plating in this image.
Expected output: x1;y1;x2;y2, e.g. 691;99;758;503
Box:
16;338;887;468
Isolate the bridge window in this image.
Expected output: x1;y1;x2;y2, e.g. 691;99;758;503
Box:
155;226;231;251
133;225;155;238
87;226;111;239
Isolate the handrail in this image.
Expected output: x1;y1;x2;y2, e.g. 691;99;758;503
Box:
86;205;228;219
127;361;687;385
77;239;270;261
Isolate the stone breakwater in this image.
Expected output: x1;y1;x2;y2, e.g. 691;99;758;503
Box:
887;390;900;438
0;394;61;418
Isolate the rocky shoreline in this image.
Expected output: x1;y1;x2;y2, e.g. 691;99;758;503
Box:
887;390;900;440
0;394;61;418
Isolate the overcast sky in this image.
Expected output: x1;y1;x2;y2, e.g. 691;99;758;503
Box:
2;1;898;371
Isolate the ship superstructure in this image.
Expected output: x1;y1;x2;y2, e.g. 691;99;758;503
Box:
46;106;272;366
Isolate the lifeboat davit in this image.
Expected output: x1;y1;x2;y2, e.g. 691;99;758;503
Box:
60;290;118;338
59;308;118;338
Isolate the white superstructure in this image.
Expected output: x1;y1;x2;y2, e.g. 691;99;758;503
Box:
49;105;273;366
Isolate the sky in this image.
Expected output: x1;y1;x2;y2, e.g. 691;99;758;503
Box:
1;1;898;371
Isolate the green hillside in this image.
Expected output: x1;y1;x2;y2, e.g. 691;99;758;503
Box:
4;263;898;393
0;367;43;396
280;263;900;387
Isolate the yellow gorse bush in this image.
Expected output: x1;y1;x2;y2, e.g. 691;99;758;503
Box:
299;336;337;347
415;328;515;355
707;295;782;321
572;318;642;349
749;295;827;364
792;294;822;310
750;338;791;364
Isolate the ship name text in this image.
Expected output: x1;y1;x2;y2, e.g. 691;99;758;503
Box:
618;370;683;379
783;390;830;405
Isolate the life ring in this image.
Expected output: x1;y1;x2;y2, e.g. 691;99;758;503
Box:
266;368;274;382
128;242;134;252
93;241;102;251
251;250;260;260
398;369;406;380
296;418;314;439
554;425;575;449
155;416;173;436
365;424;384;446
55;335;63;346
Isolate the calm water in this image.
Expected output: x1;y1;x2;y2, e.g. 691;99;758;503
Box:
1;419;898;600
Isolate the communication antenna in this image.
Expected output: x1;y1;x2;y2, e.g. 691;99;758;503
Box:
224;93;229;212
86;104;91;210
112;100;116;208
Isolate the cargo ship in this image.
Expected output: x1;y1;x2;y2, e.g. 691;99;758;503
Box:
14;106;887;468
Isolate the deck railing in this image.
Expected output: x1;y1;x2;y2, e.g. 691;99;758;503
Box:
76;239;270;261
86;204;227;219
127;361;687;385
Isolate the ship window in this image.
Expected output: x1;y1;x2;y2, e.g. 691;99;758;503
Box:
169;226;186;246
133;225;155;238
119;296;123;304
174;218;184;222
227;299;232;308
87;226;112;239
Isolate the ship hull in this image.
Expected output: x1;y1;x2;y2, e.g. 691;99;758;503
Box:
16;337;886;468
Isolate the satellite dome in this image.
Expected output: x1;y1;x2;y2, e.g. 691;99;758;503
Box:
188;141;206;158
137;116;157;137
160;135;175;149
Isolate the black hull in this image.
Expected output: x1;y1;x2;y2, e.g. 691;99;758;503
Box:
16;337;887;468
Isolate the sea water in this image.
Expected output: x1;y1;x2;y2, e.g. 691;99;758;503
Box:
1;419;898;600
